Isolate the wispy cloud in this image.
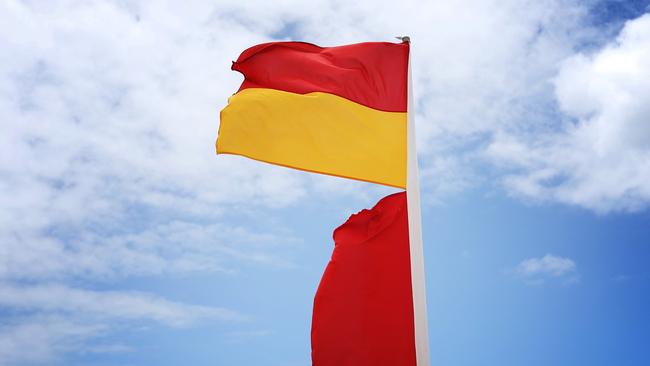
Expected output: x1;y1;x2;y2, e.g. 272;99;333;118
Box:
224;329;273;344
0;316;104;366
0;221;301;281
0;283;244;326
513;254;579;285
0;283;244;365
611;272;650;283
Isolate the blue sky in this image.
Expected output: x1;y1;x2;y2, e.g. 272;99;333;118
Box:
1;0;650;365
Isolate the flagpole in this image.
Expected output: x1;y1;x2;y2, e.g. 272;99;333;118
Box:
403;36;431;366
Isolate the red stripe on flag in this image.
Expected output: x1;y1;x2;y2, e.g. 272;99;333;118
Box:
232;41;409;112
311;192;416;366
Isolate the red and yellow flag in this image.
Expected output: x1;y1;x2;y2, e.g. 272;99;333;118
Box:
217;41;409;188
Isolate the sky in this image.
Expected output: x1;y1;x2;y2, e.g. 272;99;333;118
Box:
1;0;649;365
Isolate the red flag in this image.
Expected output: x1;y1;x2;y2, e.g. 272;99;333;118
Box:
312;192;416;366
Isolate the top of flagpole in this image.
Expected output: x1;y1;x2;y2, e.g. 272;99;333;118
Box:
396;36;410;43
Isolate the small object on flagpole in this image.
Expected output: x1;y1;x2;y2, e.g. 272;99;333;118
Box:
396;36;411;43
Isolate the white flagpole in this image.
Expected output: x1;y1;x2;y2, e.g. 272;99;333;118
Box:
404;37;431;366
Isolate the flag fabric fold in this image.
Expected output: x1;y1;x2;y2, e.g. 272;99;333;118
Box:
312;192;416;366
231;41;408;112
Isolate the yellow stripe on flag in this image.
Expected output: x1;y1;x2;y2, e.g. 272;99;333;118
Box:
217;88;407;188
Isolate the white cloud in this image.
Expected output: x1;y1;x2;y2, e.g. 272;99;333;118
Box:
0;220;301;281
0;283;243;326
0;283;242;365
488;14;650;212
516;254;576;277
514;254;579;285
0;316;102;366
